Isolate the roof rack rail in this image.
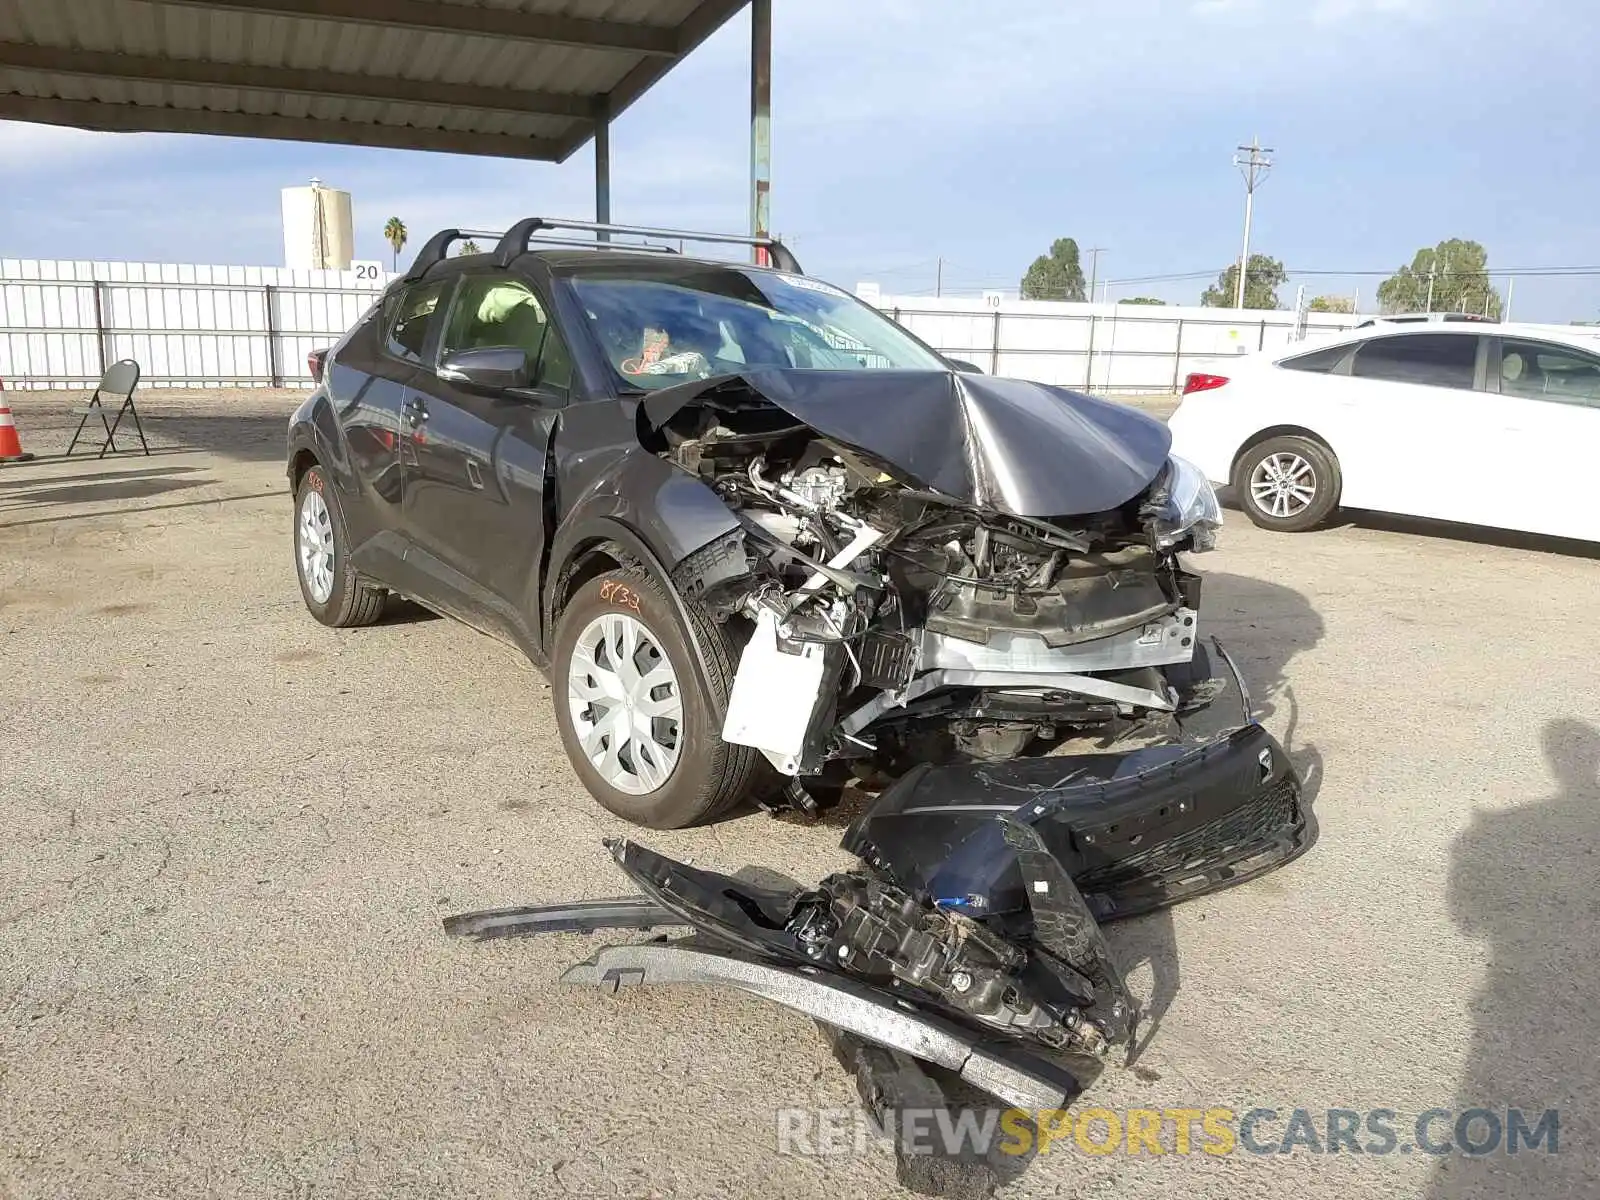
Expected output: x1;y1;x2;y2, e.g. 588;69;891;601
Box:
522;233;680;256
503;217;803;274
402;228;501;282
406;218;803;282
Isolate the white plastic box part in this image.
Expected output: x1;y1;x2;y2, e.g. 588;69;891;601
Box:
720;608;827;776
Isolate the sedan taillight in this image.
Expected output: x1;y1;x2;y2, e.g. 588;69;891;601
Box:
308;348;329;384
1183;372;1230;395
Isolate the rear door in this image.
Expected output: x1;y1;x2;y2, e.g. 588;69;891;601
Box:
400;272;574;641
1485;336;1600;540
327;276;450;567
1336;332;1505;525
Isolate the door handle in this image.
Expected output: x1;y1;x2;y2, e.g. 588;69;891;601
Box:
466;461;484;490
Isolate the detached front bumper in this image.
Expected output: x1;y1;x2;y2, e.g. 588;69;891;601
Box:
841;639;1313;921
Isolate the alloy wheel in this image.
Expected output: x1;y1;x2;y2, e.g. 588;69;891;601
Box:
1249;452;1317;520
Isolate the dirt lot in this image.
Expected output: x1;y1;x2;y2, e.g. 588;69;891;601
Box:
2;389;1597;1199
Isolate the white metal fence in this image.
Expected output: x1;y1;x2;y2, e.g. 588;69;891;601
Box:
0;258;1372;394
867;294;1365;393
0;259;393;390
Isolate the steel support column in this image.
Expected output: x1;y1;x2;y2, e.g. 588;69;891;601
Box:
594;102;611;241
749;0;771;265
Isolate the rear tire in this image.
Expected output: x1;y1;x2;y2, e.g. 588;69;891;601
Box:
1232;435;1341;532
293;465;386;628
550;561;762;829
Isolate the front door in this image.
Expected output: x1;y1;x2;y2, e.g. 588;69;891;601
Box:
1486;336;1600;540
1336;332;1505;526
400;272;574;644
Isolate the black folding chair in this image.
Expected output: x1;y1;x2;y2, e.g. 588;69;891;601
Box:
67;359;147;458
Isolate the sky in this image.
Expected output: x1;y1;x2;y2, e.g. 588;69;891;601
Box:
2;0;1599;320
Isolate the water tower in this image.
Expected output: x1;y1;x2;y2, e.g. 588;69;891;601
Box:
281;178;354;270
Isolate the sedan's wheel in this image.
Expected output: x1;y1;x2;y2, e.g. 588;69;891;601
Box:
292;464;386;628
1232;435;1342;532
567;612;685;795
550;560;762;828
1251;451;1316;520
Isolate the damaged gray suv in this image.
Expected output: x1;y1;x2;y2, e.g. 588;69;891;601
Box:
286;217;1296;849
296;220;1312;1108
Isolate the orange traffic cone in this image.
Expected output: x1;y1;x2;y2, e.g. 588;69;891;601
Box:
0;379;34;463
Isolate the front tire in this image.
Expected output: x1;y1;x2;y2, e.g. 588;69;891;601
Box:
293;465;386;628
550;562;762;829
1232;435;1342;532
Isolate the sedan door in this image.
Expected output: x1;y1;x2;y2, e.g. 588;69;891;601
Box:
1332;332;1508;527
1484;336;1600;541
399;273;573;643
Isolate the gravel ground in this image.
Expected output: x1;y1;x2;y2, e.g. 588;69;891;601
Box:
1;389;1597;1199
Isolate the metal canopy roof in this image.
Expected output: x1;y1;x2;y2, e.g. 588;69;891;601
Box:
0;0;750;161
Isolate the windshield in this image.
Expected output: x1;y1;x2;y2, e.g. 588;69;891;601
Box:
569;268;947;390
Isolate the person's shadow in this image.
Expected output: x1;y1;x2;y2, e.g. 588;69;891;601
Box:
1430;719;1600;1198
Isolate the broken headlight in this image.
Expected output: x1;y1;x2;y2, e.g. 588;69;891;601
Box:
1152;455;1222;552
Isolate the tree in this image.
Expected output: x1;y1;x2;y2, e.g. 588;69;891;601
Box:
1376;238;1501;318
457;239;482;255
1201;254;1287;310
1020;238;1087;302
1309;294;1354;314
1118;296;1166;306
383;217;408;270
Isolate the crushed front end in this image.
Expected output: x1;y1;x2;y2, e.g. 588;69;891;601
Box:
643;370;1228;802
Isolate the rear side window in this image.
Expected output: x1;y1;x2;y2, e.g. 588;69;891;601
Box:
386;279;450;362
1279;344;1350;374
1350;334;1479;389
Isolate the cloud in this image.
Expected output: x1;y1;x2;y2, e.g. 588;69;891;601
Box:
1192;0;1436;22
0;120;173;169
1311;0;1434;23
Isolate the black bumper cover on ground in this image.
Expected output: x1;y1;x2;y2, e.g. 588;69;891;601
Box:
445;638;1312;1113
841;638;1310;921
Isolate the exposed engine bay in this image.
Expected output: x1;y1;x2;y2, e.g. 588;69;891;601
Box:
644;372;1225;793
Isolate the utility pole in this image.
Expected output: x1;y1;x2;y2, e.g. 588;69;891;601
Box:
1424;251;1449;313
1232;138;1273;309
936;257;943;298
1086;247;1107;305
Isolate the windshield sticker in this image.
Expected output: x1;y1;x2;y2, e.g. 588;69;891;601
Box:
778;274;851;298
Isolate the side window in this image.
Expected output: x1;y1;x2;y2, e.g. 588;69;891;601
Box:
537;324;574;392
1498;340;1600;408
1279;343;1351;374
442;275;550;361
1350;334;1478;389
386;279;450;362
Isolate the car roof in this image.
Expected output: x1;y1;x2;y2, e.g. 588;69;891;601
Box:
1281;320;1600;358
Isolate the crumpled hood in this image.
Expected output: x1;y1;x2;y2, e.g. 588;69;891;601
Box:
640;368;1172;517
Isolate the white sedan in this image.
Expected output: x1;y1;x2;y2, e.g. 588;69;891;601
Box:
1165;323;1600;541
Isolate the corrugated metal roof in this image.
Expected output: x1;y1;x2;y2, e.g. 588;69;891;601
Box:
0;0;746;160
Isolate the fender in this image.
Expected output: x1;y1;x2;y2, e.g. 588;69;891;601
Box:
542;452;743;701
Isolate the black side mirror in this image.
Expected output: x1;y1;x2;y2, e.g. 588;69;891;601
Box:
947;358;984;374
438;346;531;392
